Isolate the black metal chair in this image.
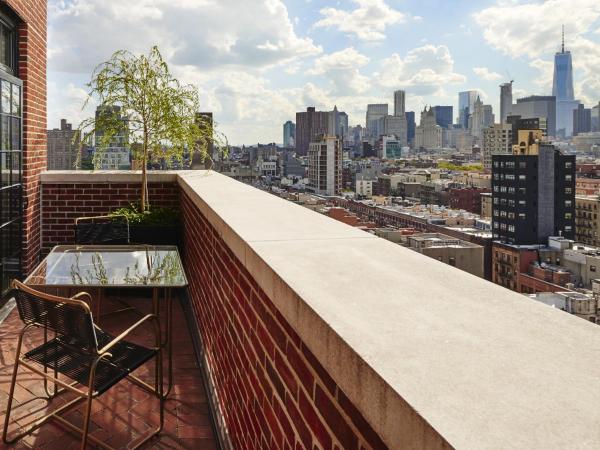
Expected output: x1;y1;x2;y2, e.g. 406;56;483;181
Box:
2;280;164;450
75;214;130;245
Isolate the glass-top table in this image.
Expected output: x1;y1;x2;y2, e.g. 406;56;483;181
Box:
25;245;187;398
25;245;187;288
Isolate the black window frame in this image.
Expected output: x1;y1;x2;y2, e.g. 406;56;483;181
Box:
0;6;21;295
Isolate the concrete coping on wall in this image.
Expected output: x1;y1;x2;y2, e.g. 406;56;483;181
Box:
41;170;600;449
40;170;179;184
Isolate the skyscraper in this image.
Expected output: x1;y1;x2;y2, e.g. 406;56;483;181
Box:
283;120;295;148
415;107;443;149
405;111;416;146
394;90;405;116
458;90;478;129
553;27;579;137
432;106;453;129
295;107;331;156
511;96;556;137
573;104;591;136
365;104;388;140
500;82;513;123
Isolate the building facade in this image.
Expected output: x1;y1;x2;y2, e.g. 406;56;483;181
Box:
492;140;575;245
405;111;416;146
500;81;513;123
575;196;600;246
432;105;453;129
511;96;556;138
458;90;478;129
380;114;407;146
365;103;388;141
482;123;513;170
308;135;341;196
47;119;80;170
573;103;591;136
394;90;405;116
283;120;295;148
553;32;579;137
295;107;331;156
415;107;443;149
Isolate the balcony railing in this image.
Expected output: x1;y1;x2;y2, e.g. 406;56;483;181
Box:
3;169;600;449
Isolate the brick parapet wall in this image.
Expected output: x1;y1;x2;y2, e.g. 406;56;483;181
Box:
40;181;179;254
181;192;389;450
7;0;48;274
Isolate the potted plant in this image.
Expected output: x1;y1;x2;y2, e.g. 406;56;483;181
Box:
77;46;227;226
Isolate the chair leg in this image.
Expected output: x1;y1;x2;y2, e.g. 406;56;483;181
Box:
2;325;27;444
80;356;103;450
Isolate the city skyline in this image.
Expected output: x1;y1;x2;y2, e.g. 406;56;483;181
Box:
48;0;600;144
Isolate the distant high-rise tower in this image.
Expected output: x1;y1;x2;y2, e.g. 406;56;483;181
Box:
394;90;405;116
500;82;513;123
458;90;479;129
283;120;295;148
553;26;579;137
365;104;388;140
432;106;453;129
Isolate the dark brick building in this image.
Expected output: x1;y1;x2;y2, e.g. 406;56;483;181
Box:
449;187;491;214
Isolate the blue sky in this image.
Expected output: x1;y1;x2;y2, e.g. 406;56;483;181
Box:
48;0;600;145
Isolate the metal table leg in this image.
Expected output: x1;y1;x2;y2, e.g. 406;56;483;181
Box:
152;287;173;399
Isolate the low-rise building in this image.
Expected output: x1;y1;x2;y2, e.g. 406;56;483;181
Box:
575;196;600;246
403;232;484;278
481;192;492;218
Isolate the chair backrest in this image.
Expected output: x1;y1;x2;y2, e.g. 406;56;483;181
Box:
9;281;98;351
75;215;130;245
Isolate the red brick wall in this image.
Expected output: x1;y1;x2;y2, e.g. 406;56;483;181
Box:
181;192;388;450
6;0;47;274
40;182;179;253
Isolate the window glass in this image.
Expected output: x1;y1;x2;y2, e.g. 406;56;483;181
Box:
1;79;9;114
10;83;19;115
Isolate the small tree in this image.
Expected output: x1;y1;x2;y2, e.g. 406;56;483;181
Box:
78;46;225;211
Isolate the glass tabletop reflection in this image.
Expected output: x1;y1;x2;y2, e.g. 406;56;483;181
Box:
25;245;187;288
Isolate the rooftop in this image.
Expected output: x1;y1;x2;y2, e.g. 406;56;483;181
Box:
3;170;600;449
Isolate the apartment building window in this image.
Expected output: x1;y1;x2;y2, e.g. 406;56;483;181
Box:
565;162;572;169
0;18;20;294
519;162;527;169
565;200;572;207
519;174;526;181
565;174;572;181
508;225;515;232
565;213;572;220
519;213;526;220
565;187;572;194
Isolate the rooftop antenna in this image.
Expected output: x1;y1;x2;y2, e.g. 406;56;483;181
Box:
562;24;565;53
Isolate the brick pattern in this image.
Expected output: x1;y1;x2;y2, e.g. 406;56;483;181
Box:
0;296;218;449
40;182;179;254
181;193;388;450
6;0;48;274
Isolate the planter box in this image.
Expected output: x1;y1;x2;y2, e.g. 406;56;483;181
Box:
130;224;182;247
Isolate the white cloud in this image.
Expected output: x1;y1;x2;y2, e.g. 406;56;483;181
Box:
307;47;370;94
314;0;407;41
48;0;321;73
377;45;466;96
474;0;600;105
473;67;502;81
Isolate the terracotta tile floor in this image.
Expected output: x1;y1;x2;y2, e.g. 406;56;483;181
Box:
0;294;218;449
